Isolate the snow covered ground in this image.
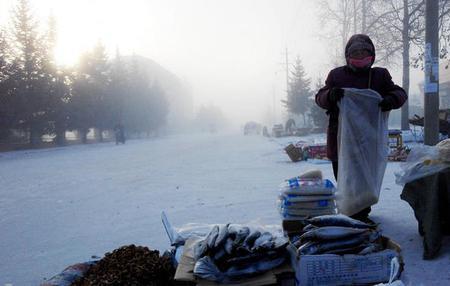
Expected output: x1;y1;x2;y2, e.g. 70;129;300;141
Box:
0;133;449;285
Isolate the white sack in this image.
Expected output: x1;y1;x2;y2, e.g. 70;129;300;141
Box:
336;88;389;215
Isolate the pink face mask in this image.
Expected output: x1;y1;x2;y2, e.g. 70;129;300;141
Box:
348;56;373;68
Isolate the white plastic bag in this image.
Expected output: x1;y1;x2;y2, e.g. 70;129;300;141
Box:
336;88;389;215
374;257;404;286
162;211;213;246
437;138;450;162
280;178;336;195
394;144;450;185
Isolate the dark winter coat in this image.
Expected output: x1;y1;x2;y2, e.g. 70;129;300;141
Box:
315;35;407;161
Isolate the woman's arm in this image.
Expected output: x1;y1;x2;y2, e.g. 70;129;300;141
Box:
315;71;335;110
382;69;408;109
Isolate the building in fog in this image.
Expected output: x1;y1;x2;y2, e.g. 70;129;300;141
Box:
123;55;194;132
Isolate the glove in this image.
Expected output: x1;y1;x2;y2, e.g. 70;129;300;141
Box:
328;88;344;105
378;96;397;112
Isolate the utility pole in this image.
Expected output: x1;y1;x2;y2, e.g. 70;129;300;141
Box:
281;47;291;122
401;0;410;131
361;0;366;33
284;47;290;97
353;0;357;34
272;85;276;125
424;0;440;145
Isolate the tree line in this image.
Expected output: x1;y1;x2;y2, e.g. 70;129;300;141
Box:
0;0;169;147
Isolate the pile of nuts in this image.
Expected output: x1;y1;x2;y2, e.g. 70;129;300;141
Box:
72;245;175;286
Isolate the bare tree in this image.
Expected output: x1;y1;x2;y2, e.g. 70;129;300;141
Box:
317;0;399;65
374;0;450;129
369;0;425;130
317;0;447;130
318;0;355;65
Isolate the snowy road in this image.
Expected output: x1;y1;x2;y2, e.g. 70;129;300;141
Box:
0;133;449;285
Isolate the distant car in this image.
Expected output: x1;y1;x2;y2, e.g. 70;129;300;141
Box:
244;121;262;135
272;124;284;137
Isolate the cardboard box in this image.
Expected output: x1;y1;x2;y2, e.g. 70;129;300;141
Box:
292;237;403;286
305;144;327;160
285;144;303;162
175;237;295;286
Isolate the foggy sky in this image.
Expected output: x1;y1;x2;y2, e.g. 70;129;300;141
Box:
0;0;423;126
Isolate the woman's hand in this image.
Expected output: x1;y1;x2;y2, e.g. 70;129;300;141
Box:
328;88;344;105
378;96;397;112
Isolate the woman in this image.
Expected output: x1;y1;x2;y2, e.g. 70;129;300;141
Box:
315;34;407;221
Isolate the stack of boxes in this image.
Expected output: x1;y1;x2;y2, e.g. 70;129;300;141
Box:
277;170;337;234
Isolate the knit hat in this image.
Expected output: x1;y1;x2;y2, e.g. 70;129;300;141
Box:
345;34;375;57
345;34;375;71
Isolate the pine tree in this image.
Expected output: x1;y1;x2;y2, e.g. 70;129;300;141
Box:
11;0;48;145
69;52;96;143
121;56;169;137
42;15;70;146
147;82;169;134
0;30;15;139
90;42;111;141
69;43;110;143
309;78;328;130
282;57;312;126
123;56;147;136
109;49;128;128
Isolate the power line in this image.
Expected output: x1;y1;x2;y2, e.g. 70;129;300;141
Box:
281;47;290;98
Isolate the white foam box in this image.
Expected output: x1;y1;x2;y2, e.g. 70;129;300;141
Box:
292;237;403;286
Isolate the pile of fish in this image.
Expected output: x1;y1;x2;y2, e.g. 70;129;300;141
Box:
292;214;383;255
192;224;289;283
278;172;337;220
